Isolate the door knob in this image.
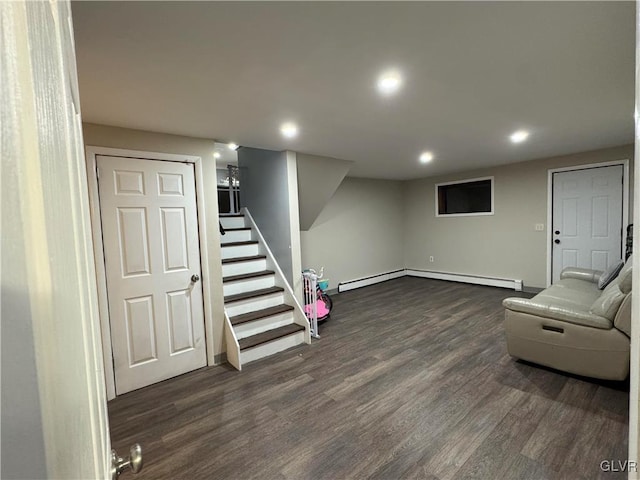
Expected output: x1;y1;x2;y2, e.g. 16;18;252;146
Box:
554;239;560;244
111;444;143;480
191;274;200;283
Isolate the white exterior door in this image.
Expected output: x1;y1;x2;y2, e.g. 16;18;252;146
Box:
97;155;207;394
551;165;624;283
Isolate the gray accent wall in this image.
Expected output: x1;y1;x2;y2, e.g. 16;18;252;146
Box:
404;144;634;289
238;147;297;283
297;153;353;230
300;177;405;288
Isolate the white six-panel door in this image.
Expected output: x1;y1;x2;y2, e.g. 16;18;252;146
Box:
551;165;623;283
97;155;206;394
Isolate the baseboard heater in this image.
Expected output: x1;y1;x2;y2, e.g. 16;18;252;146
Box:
338;269;523;293
338;269;406;293
406;269;523;291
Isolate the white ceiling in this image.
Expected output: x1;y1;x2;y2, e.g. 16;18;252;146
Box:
72;1;635;180
214;142;238;168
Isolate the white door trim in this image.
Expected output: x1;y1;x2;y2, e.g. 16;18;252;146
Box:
546;159;629;287
85;146;215;400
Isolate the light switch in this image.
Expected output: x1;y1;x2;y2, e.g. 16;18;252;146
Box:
535;223;544;231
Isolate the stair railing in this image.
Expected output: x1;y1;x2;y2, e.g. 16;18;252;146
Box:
227;165;240;213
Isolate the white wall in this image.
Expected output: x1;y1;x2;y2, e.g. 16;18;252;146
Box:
2;171;48;479
629;3;640;469
404;144;634;289
297;152;353;230
300;177;405;289
3;2;111;477
1;3;49;472
238;147;300;285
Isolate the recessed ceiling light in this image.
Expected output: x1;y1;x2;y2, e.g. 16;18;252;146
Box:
213;152;221;159
228;143;239;151
280;122;298;139
377;70;403;95
419;151;434;164
510;130;529;143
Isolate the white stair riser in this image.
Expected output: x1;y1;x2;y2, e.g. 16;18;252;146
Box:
222;229;253;243
234;312;295;340
219;216;247;229
225;293;284;317
240;331;306;364
223;275;275;296
222;258;267;277
221;243;260;259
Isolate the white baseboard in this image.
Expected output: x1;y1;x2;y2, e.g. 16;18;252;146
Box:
406;269;522;291
338;269;406;293
337;269;523;293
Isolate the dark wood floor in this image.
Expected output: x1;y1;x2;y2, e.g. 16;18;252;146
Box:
109;277;629;479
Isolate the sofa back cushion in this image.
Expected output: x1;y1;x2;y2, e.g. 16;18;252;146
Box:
617;257;633;294
598;260;624;289
614;293;632;337
590;280;626;320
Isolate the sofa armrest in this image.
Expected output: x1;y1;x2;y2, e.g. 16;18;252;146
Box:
560;267;603;284
503;297;612;329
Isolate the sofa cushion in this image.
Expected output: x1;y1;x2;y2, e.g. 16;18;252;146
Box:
503;296;611;329
598;260;624;289
590;281;626;320
538;280;601;310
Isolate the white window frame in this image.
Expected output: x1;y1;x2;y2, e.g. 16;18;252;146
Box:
435;176;495;217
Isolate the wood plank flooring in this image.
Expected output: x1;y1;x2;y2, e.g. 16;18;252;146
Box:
108;277;629;479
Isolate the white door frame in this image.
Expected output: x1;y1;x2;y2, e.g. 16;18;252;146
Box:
86;146;215;400
546;159;630;286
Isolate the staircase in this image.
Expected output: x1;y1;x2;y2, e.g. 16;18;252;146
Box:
220;208;311;370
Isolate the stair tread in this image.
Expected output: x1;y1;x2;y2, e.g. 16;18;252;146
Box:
221;240;259;247
224;286;284;304
222;255;266;264
220;213;245;217
223;270;275;283
239;323;305;351
223;227;251;232
230;304;295;326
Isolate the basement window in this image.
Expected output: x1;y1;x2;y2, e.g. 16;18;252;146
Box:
436;177;494;217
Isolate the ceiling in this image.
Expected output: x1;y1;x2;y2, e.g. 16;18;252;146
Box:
71;1;635;180
214;142;238;168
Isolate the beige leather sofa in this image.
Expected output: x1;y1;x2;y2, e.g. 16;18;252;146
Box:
503;258;632;381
